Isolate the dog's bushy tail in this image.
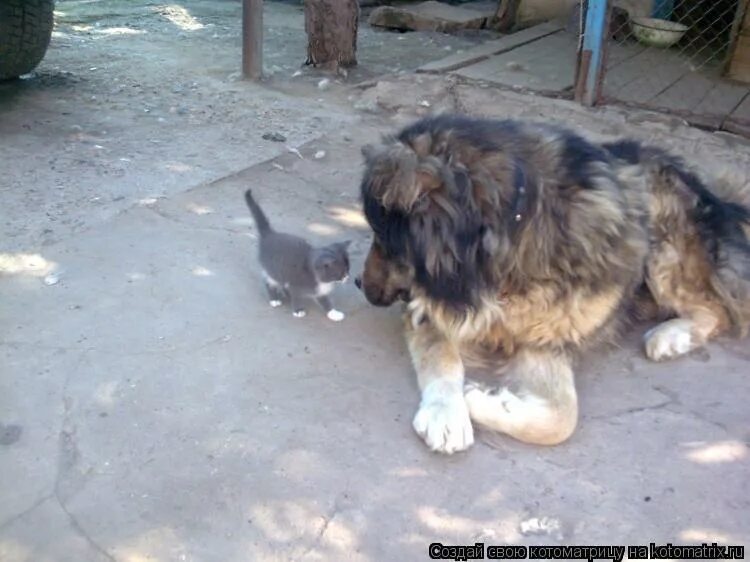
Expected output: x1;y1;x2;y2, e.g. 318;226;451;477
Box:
244;189;272;235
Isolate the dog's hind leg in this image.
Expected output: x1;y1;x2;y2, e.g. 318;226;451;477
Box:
406;318;474;454
464;348;578;446
643;241;730;361
639;152;750;359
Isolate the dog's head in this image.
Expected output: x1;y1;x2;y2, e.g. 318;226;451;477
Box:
355;121;530;309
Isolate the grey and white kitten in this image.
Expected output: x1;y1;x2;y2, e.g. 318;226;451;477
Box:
244;189;350;321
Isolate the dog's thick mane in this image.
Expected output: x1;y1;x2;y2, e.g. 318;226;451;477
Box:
360;115;648;314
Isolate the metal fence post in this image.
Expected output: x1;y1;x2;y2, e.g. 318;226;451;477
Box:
242;0;263;79
575;0;610;106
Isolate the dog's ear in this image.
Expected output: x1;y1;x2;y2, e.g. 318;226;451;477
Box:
362;141;443;211
385;152;445;211
415;163;441;194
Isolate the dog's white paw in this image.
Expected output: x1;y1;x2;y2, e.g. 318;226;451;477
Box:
413;380;474;454
327;309;345;322
644;320;693;361
293;310;307;318
269;300;282;308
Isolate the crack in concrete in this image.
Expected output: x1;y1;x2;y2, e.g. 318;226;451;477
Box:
54;352;86;503
681;407;730;433
0;494;54;532
300;498;344;559
315;505;339;543
652;385;730;433
589;385;733;434
54;492;116;562
651;385;680;404
0;349;115;559
588;399;675;422
49;349;116;561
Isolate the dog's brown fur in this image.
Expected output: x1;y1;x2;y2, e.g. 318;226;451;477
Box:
357;115;750;453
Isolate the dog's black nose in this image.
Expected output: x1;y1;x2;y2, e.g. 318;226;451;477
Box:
354;276;362;289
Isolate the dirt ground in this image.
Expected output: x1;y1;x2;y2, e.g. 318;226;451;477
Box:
1;1;748;561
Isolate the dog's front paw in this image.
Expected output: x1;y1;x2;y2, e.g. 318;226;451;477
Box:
413;380;474;454
292;310;307;318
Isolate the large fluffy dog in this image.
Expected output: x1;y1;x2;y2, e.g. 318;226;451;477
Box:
355;115;750;454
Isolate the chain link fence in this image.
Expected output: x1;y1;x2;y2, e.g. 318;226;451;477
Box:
612;0;738;67
595;0;749;120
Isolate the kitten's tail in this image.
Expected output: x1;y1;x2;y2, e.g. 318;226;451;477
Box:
244;189;272;235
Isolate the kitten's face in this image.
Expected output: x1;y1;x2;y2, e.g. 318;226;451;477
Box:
312;241;351;283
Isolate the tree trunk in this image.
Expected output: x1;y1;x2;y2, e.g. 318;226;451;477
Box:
304;0;359;71
489;0;520;32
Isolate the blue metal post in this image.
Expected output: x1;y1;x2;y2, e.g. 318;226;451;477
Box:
576;0;609;106
652;0;674;20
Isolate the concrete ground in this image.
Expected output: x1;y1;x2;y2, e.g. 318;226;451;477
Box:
1;1;749;561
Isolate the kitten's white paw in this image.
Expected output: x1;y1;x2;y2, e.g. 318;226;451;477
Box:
413;380;474;454
644;320;694;361
293;310;307;318
269;300;282;308
327;309;345;322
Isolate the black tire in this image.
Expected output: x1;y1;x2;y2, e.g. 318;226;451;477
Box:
0;0;55;80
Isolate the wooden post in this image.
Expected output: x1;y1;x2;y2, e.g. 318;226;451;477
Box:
490;0;520;32
574;0;609;106
724;0;749;77
242;0;263;79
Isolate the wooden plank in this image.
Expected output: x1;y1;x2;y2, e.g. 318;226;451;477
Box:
603;48;653;93
694;80;749;118
724;89;750;136
648;71;748;129
728;90;750;123
723;119;750;137
418;20;563;73
606;40;647;69
650;72;717;113
728;33;750;83
723;0;748;75
490;0;520;32
604;68;748;130
605;47;692;104
740;0;750;32
455;32;569;75
455;31;577;93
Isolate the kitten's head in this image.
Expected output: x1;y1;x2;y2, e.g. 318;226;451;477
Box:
311;241;351;283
